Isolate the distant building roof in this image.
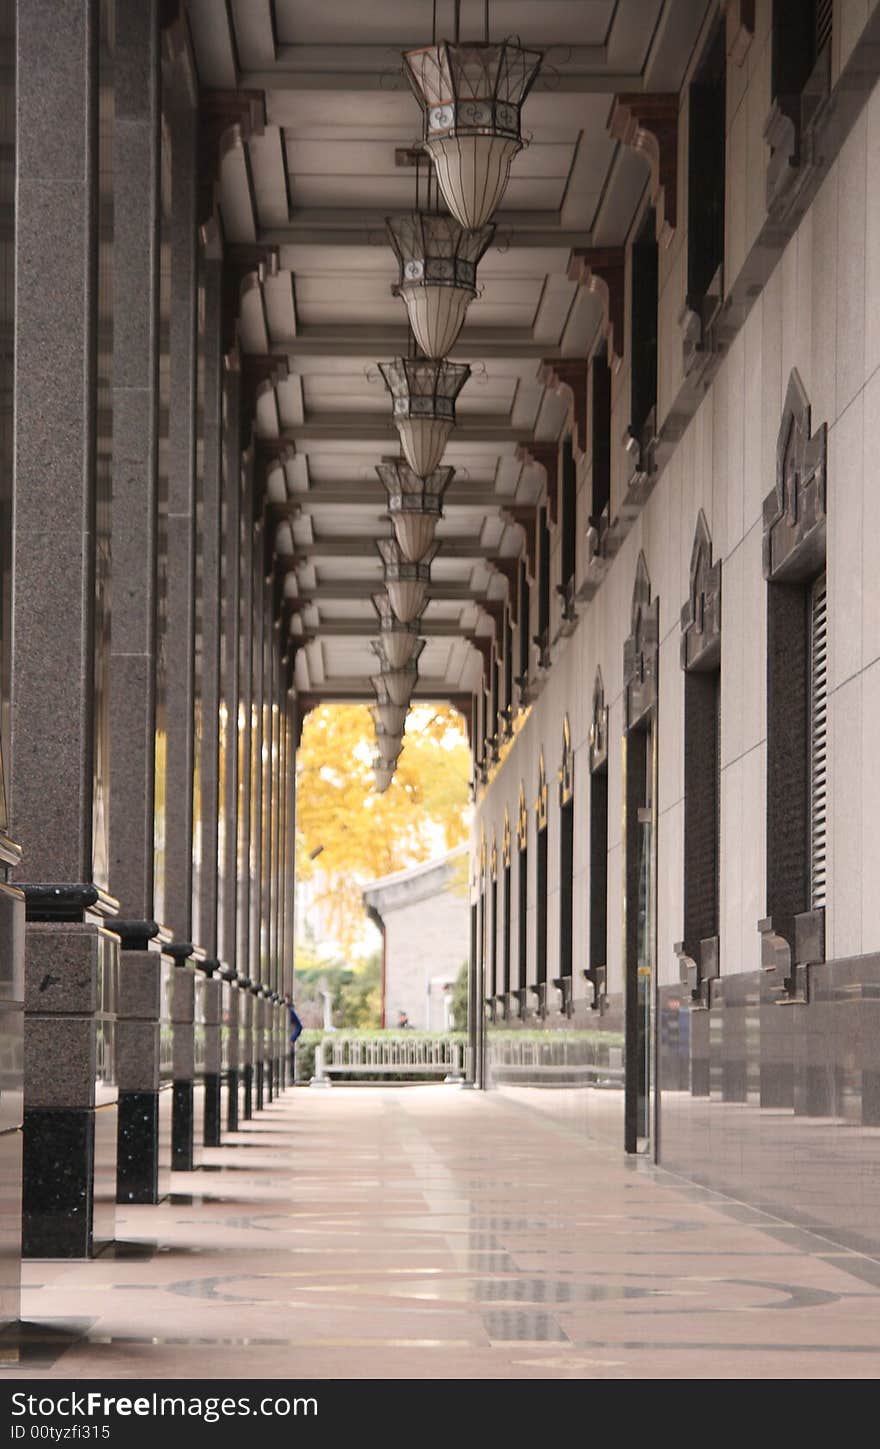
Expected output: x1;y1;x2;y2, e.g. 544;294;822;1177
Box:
362;844;467;918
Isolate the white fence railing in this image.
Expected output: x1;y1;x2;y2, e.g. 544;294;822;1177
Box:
312;1036;468;1084
488;1037;624;1084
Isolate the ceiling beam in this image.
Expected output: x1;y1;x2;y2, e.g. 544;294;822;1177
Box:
297;620;478;640
259;223;594;251
291;582;495;602
241;68;644;95
279;327;553;361
276;489;508;512
284;540;510;561
297;677;470;698
269;420;525;446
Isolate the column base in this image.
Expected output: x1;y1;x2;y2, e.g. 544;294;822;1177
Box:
226;1069;240;1131
171;1080;203;1171
23;1104;117;1258
116;1086;172;1203
203;1073;222;1147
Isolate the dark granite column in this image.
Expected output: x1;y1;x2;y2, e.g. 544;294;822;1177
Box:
107;0;174;1206
0;0;24;1326
241;984;255;1120
11;0;120;1258
236;451;255;1042
218;362;243;1118
163;71;202;1171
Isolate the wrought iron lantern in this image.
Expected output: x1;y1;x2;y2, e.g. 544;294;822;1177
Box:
371;633;425;679
370;696;408;735
370;591;423;668
378;357;469;476
374;727;404;765
377;536;438;623
402;41;543;229
386;212;494;358
377;459;453;562
373;761;396;794
370;658;420;709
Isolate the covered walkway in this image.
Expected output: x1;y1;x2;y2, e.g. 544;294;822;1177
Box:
10;1086;880;1382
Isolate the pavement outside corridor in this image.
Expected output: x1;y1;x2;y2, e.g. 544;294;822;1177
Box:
8;1085;880;1381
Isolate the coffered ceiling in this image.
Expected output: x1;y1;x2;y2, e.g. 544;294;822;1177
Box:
187;0;711;707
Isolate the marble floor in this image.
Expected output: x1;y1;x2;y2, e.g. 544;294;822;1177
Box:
7;1084;880;1380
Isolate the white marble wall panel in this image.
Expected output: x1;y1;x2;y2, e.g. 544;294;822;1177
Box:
830;671;863;960
859;657;880;953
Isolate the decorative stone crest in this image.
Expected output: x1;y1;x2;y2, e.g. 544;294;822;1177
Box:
567;248;625;372
535;752;548;830
763;369;827;583
502;505;538;582
502;809;512;869
623;553;659;731
608;94;678;247
515;441;559;526
558;715;573;806
588;668;608;773
680;510;721;671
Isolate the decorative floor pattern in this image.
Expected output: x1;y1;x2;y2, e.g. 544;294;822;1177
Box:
9;1085;880;1379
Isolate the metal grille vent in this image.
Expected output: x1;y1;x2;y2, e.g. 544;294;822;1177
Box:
816;0;833;57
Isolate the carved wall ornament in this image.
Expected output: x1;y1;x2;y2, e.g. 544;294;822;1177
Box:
588;667;608;773
623;552;659;731
502;809;512;869
558;714;574;806
763;369;827;583
608;94;678;247
567;248;626;372
491;558;520;615
539;360;588;461
726;0;755;68
535;752;548;830
515;441;559;526
490;834;498;882
516;783;528;851
681;510;722;671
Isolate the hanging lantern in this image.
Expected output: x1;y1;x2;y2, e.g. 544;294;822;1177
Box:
378;357;469;476
374;727;404;765
371;661;419;709
370;591;423;667
386;213;494;357
371;634;425;677
403;41;543;229
377;459;453;562
370;698;408;735
377;537;439;623
373;762;396;794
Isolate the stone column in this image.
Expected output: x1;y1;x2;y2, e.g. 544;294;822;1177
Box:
196;259;225;1147
11;0;119;1258
218;356;242;1131
164;73;202;1171
107;0;174;1207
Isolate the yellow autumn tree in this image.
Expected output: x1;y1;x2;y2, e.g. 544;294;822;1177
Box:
296;702;472;953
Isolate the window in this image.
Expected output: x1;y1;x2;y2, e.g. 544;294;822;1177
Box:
535;755;548;1003
590;345;611;526
558;717;575;987
517;788;528;999
502;812;512;996
559;438;577;599
588;670;609;1009
680;513;722;1005
489;853;498;1000
536;505;551;665
687;22;725;309
809;574;827;909
517;561;530;694
503;613;513;732
772;0;830;103
630;210;658;452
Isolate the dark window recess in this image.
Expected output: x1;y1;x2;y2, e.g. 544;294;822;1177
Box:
630;210;658;447
560;438;577;591
589;769;608;997
809;574;827;909
489;875;498;998
687;22;725;307
504;616;513;723
518;563;530;685
683;671;721;959
536;825;548;988
766;582;819;947
559;798;574;978
490;656;499;748
517;845;528;990
502;862;512;994
772;0;827;101
591;347;611;524
469;902;478;1031
538;507;550;635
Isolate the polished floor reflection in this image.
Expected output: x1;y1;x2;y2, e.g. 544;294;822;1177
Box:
8;1086;880;1379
